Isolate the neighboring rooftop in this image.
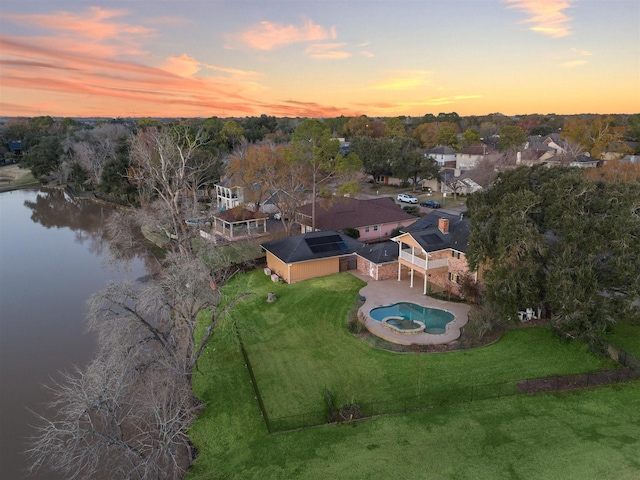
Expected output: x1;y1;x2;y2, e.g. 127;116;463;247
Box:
298;196;415;230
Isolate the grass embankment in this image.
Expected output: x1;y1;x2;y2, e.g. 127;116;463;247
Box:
0;164;37;192
188;271;640;479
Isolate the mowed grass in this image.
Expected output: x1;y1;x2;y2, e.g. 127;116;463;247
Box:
188;271;640;479
606;321;640;357
223;271;616;420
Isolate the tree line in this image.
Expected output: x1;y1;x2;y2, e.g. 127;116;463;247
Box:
3;112;639;194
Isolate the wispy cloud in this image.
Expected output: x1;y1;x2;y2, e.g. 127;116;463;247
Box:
0;34;265;117
238;19;334;51
159;54;261;79
503;0;575;38
570;48;592;57
0;7;156;59
558;47;592;67
372;70;432;91
306;43;351;59
0;8;282;117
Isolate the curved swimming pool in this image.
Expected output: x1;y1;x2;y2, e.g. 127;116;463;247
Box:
369;302;454;334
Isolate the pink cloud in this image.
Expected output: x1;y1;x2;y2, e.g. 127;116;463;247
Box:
161;54;202;77
0;35;262;117
503;0;575;38
2;7;153;42
1;7;155;59
239;19;333;50
306;43;351;59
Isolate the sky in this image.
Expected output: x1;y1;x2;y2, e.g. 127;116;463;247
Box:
1;0;638;119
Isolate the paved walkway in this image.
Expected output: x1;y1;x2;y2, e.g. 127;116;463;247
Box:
349;270;471;345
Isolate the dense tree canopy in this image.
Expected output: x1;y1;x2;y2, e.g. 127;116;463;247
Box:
289;119;361;229
467;165;640;341
497;125;526;152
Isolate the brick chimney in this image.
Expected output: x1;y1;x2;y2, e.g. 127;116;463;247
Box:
438;218;449;234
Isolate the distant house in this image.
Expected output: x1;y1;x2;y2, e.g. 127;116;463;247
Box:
370;171;405;186
8;141;23;156
544;153;599;169
456;143;500;170
297;197;416;242
568;154;599;169
520;134;566;166
425;145;457;167
214;183;243;210
620;154;639;164
439;168;482;196
261;231;363;284
392;212;478;296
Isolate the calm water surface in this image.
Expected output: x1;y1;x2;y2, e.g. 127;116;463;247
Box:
0;189;153;480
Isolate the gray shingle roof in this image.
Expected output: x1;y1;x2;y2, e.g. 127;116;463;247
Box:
261;231;364;264
403;211;470;253
356;241;398;264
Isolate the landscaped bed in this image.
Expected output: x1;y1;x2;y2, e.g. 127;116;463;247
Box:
188;270;640;479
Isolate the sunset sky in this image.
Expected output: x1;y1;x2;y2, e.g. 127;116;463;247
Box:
1;0;638;119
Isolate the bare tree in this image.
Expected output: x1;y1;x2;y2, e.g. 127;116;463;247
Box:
65;123;129;186
28;250;250;479
129;125;211;254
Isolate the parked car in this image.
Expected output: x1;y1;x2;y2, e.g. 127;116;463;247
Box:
420;200;441;208
397;193;418;204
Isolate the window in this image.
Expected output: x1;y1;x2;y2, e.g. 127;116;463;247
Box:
449;272;459;283
365;226;370;233
451;250;461;259
373;225;379;231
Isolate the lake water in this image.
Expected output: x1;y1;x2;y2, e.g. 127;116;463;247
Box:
0;189;153;479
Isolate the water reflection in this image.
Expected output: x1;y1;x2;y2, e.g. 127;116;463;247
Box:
0;189;155;480
24;189;109;257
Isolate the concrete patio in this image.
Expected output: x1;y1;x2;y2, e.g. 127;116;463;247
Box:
349;270;471;345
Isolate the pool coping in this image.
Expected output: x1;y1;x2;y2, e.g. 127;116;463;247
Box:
349;271;471;346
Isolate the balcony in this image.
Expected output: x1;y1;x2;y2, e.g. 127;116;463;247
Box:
399;250;449;271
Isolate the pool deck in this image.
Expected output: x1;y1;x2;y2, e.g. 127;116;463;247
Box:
349;271;471;345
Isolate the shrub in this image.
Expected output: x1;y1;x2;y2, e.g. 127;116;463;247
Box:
463;304;501;342
402;206;420;216
342;227;360;239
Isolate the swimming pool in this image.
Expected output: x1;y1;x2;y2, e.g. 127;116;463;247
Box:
369;302;454;334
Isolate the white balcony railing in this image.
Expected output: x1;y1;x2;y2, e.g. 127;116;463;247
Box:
399;250;449;271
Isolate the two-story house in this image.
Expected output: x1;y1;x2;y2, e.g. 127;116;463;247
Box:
455;143;500;170
392;212;476;296
425;145;457;167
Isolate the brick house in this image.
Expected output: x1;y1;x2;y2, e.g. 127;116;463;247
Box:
392;212;477;296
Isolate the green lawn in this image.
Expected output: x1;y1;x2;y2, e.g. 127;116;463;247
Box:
188;271;639;479
606;321;640;357
225;271;616;421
